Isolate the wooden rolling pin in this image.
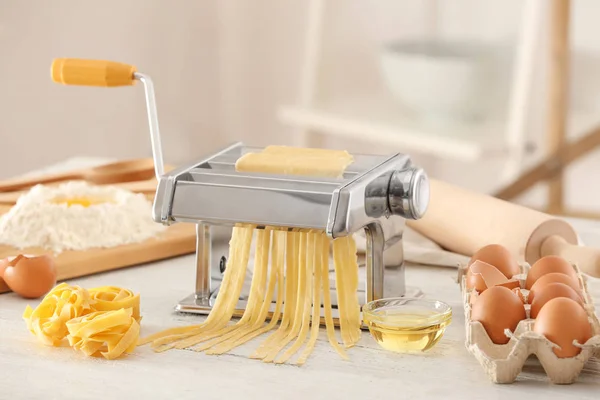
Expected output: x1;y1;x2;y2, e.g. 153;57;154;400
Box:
406;179;600;277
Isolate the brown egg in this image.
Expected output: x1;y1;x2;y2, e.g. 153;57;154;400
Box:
530;282;584;318
2;254;57;298
525;255;578;289
469;244;521;278
528;272;582;304
533;297;593;358
471;286;526;344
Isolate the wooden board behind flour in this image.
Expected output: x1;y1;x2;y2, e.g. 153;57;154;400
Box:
0;204;197;294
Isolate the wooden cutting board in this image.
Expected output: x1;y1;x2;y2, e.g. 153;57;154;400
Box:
0;202;197;294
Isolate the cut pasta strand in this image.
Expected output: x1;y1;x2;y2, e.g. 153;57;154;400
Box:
335;236;361;347
250;230;299;359
319;236;349;360
261;232;308;363
147;225;256;352
296;232;326;365
273;232;316;364
194;229;271;352
205;230;286;355
333;237;352;347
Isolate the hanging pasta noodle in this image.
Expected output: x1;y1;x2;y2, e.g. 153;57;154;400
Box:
295;231;325;365
250;229;300;359
205;229;286;355
269;231;314;364
139;146;361;365
333;236;361;347
192;228;271;352
140;224;254;352
318;235;349;360
258;231;308;363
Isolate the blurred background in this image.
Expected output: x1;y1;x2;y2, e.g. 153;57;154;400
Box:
2;0;600;216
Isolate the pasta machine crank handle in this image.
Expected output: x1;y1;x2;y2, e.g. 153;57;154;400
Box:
50;58;166;181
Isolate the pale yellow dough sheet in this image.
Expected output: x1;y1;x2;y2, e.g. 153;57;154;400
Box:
236;146;354;179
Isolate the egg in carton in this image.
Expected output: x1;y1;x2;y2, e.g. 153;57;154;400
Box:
457;260;600;384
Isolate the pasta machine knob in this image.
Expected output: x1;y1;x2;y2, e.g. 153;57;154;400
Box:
388;167;429;220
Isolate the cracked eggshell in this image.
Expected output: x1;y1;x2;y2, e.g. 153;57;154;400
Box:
466;260;508;292
1;254;57;298
468;244;520;278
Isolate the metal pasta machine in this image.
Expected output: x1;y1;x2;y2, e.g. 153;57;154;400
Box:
153;143;430;323
50;58;430;325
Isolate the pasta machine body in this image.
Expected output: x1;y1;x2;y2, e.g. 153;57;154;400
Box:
152;142;429;326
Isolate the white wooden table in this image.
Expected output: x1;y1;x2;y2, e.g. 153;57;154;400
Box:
2;159;600;399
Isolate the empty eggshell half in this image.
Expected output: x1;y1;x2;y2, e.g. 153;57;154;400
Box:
466;260;518;293
1;254;57;298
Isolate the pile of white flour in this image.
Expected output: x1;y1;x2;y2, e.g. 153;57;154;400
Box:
0;181;166;253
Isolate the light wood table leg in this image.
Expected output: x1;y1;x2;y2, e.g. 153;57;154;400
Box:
494;124;600;201
546;0;570;214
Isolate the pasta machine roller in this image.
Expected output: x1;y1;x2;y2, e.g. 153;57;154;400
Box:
48;58;430;326
152;142;430;324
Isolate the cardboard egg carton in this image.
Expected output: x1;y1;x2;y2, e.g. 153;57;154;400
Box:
457;262;600;384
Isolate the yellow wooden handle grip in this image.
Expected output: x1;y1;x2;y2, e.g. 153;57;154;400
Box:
51;58;137;87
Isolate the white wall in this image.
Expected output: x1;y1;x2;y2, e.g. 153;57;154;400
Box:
2;0;600;213
0;0;223;175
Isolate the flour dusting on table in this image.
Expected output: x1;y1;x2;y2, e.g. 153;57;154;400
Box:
0;181;165;253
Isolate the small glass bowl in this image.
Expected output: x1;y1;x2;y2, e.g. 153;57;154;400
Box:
362;297;452;353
